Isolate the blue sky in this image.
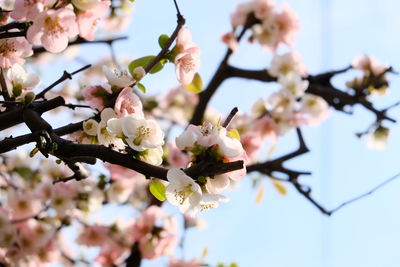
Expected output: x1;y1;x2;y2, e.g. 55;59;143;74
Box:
50;0;400;266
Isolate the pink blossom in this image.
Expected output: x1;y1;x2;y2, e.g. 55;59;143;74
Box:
27;6;79;53
82;84;112;110
0;37;33;68
253;116;278;142
241;135;263;163
132;206;163;241
11;0;51;21
230;2;255;28
254;0;275;19
223;152;248;181
106;163;141;181
352;54;387;76
77;225;109;247
7;191;42;220
114;87;144;117
275;3;299;46
95;242;126;267
77;1;111;41
167;143;190;168
175;28;200;85
176;27;195;51
175;47;200;85
221;32;238;52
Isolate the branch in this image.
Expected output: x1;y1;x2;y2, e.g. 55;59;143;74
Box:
36;64;91;99
32;36;128;54
329;172;400;214
0;96;65;131
189;14;259;125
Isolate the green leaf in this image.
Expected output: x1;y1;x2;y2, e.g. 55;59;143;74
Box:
128;56;166;75
230;264;239;267
184;73;203;93
158;34;169;49
149;180;166;201
137;83;146;93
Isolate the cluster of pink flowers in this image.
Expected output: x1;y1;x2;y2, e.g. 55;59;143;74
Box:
0;0;112;59
226;0;299;51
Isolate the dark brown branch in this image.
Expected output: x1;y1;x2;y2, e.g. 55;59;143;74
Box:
0;21;30;33
0;31;26;39
125;242;142;267
222;107;238;128
0;96;65;131
32;36;128;54
36;64;91;99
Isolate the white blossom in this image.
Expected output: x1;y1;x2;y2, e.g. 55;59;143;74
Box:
166;168;202;216
103;66;135;88
122;115;164;152
278;72;309;98
83;119;99;136
367;126;389;150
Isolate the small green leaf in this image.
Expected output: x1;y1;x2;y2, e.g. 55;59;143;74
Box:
158;34;169;49
137;83;146;93
230;264;239;267
128;56;166;75
184;73;203;93
149;180;166;201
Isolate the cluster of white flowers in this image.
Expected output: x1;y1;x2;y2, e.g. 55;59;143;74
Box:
81;66;165;165
253;52;331;135
165;122;246;216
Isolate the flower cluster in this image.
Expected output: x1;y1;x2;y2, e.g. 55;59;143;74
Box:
0;0;128;61
76;205;177;264
165;122;246;216
227;0;299;51
347;54;390;97
76;65;165;164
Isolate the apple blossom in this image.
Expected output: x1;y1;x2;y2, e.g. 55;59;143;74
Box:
77;0;111;41
275;3;299;46
103;66;135;88
83;119;99;136
0;37;33;68
137;146;164;166
121;115;165;152
175;27;200;85
6;64;40;97
268;52;307;78
114;86;144;117
166;168;202;216
278;72;309;98
27;5;79;53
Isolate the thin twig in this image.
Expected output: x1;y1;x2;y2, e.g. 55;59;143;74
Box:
36;64;91;99
330;172;400;214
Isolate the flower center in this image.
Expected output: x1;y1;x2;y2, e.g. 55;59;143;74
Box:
174;183;194;205
181;56;195;73
44;16;65;34
133;125;151;145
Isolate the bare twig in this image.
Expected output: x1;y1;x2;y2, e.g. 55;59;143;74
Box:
36;64;91;99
